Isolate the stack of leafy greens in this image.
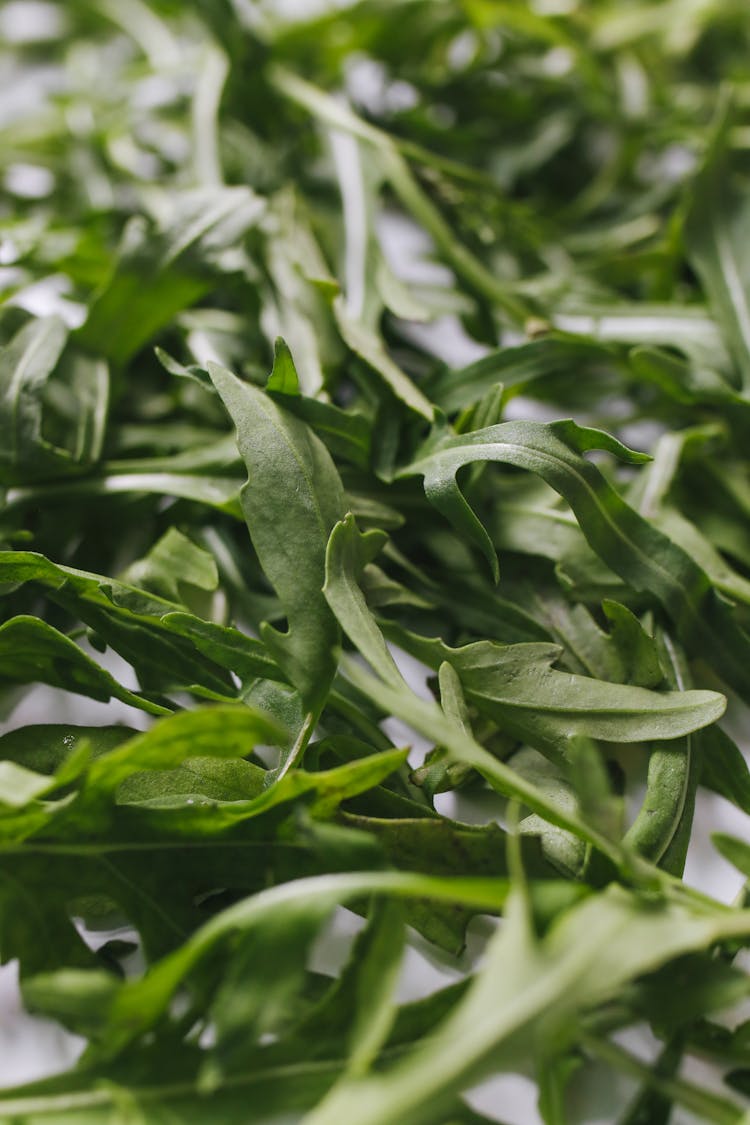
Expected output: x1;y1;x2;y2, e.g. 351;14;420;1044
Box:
5;0;750;1120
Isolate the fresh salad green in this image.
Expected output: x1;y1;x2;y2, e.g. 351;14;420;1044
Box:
3;1;750;1121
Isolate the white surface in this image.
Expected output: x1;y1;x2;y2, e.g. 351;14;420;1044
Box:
0;962;84;1087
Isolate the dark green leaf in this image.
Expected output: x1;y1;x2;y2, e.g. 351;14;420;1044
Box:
208;360;346;709
400;418;750;701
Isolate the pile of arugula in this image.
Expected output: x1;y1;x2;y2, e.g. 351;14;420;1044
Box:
3;0;750;1120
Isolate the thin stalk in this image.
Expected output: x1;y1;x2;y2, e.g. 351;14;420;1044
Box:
581;1033;747;1125
274;709;317;781
270;66;533;325
192;43;229;187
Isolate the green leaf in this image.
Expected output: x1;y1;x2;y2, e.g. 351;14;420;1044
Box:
400;418;750;701
685;118;750;392
0;549;276;698
304;887;750;1125
266;336;300;395
0;723;132;776
0;1049;340;1123
712;833;750;879
431;335;619;414
700;725;750;815
324;515;632;864
120;528;218;605
113;747;408;829
21;970;122;1039
160;613;282;687
624;633;699;875
0;315;69;484
77;189;265;365
324;515;399;686
81;705;283;803
339;811;557;951
601;600;663;688
204;897;338;1080
208;359;347;708
0;761;55;808
0;616;170;716
381;622;724;754
265;340;372;468
5;469;244;519
103;870;509;1053
332;295;435;422
313;898;405;1087
628;953;750;1034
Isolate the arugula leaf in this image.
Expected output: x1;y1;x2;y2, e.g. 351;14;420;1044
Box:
306;887;750;1125
0;315;73;484
382;624;724;754
324;515;632;866
0;550;275;698
78;188;265;365
208;357;346;710
120;528;218;605
101;870;509;1054
685;114;750;393
0;616;170;716
401;418;750;700
4;2;750;1120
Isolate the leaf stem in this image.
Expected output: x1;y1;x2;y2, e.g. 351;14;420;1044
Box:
275;709;317;780
270;66;533;325
192;43;229;187
580;1033;747;1125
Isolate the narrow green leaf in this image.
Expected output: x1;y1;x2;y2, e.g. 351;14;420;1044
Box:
323;516;631;864
0;550;269;698
333;296;435;421
712;833;750;879
0;315;69;484
5;470;244;518
700;725;750;815
82;705;283;800
685;116;750;392
208;360;347;708
104;871;509;1052
305;888;750;1125
382;623;724;753
400;418;750;700
121;528;218;605
78;189;265;364
266;336;301;395
0;616;169;716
